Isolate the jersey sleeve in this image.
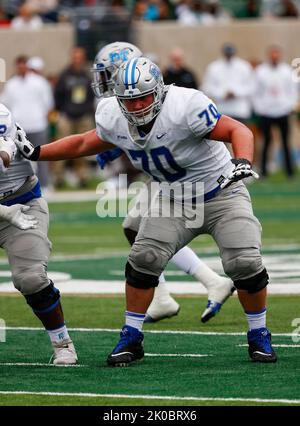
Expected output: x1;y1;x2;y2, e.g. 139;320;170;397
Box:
187;91;221;138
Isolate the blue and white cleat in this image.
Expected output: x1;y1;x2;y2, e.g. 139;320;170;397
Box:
247;327;277;363
144;296;180;323
107;325;144;367
201;277;235;323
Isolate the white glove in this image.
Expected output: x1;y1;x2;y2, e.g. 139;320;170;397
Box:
15;123;39;160
220;159;259;189
0;204;38;230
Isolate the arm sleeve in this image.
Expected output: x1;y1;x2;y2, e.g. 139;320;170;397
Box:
187;91;221;138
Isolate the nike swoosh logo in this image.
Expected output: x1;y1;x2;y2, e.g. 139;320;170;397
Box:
156;133;166;140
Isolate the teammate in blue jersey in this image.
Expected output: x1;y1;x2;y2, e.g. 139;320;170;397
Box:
16;57;277;366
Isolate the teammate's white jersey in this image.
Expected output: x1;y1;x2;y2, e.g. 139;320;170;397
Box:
0;103;34;197
96;85;233;194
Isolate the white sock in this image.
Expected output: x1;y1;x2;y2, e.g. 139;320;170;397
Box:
47;325;70;344
245;308;267;331
170;246;201;275
125;311;145;331
171;246;221;290
152;273;171;300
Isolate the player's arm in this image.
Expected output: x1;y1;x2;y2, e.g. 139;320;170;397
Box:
208;115;259;188
208;115;254;163
15;127;115;161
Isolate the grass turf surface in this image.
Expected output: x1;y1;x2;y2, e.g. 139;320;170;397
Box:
0;295;300;406
0;173;299;406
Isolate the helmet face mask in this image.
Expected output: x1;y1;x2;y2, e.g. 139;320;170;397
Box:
91;42;142;99
114;57;165;126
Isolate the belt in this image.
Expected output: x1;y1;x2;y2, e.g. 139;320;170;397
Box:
0;182;42;206
204;185;221;202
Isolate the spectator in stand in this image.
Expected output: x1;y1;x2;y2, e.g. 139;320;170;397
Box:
262;0;299;17
134;0;171;21
163;47;198;89
54;47;94;188
202;43;254;123
253;45;298;177
202;0;232;24
24;0;59;22
1;55;54;190
11;3;43;30
235;0;261;19
175;0;199;25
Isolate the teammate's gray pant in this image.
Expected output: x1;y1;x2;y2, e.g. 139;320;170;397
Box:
0;197;52;295
128;182;264;282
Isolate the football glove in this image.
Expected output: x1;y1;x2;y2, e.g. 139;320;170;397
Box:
220;158;259;189
0;204;38;230
15;123;40;160
96;147;123;170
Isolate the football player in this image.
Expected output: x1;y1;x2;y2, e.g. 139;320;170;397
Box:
0;103;77;365
15;58;277;365
92;42;234;323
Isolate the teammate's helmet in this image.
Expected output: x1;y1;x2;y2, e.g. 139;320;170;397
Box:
91;42;142;98
114;57;164;126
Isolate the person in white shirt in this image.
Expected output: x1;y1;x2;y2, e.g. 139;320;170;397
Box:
253;45;298;177
1;55;54;188
11;4;43;30
202;43;254;123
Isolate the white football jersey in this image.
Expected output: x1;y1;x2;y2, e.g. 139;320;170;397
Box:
0;103;34;197
95;85;233;194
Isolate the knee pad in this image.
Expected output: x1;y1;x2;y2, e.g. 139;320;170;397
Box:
128;242;170;277
24;280;60;313
123;227;137;246
223;250;264;282
12;263;49;295
126;262;159;289
234;268;269;294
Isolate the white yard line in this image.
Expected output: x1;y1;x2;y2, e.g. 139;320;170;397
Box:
0;390;299;405
3;326;295;337
0;363;86;367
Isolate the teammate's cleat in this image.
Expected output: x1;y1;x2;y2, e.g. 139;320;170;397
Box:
201;277;235;323
107;325;144;367
247;327;277;363
52;339;78;366
144;296;180;323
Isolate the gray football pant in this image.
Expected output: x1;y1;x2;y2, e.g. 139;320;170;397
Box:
127;181;264;282
0;197;52;295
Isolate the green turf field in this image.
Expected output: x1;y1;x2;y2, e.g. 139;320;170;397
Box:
0;173;300;406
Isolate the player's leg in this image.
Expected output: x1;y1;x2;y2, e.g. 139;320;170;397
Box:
169;246;234;322
208;182;277;363
2;198;77;365
124;182;233;323
123;181;179;322
108;195;196;366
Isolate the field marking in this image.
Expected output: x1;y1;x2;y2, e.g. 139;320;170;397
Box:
145;353;212;358
0;390;299;405
238;344;300;348
4;326;296;337
0;363;86;368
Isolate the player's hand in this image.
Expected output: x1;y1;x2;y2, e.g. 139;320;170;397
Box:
220;158;259;189
96;147;123;170
4;204;38;230
15;123;40;161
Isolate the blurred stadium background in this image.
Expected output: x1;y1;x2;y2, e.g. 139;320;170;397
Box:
0;0;300;407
